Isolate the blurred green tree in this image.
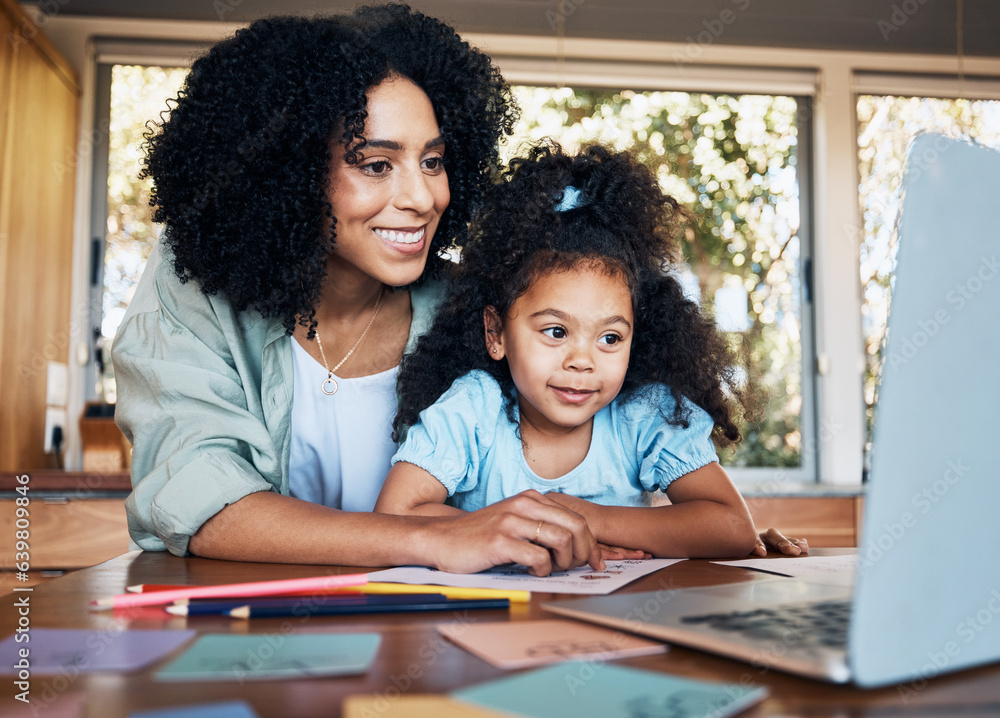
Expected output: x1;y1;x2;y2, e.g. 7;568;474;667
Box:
856;95;1000;450
508;87;804;467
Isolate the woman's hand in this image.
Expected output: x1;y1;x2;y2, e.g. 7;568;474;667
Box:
544;493;651;560
427;490;604;577
751;527;810;556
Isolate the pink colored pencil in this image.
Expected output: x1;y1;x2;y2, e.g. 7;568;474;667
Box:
89;573;369;610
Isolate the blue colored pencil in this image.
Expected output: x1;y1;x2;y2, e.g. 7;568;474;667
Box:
226;597;510;619
166;593;449;616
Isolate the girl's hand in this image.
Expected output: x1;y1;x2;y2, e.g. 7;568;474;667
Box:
751;527;809;556
598;544;652;561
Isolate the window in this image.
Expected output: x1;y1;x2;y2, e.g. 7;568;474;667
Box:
508;86;814;475
856;93;1000;452
92;64;187;403
90;59;817;479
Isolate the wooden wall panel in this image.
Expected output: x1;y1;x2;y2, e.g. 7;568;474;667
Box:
744;495;863;548
0;0;80;472
0;10;14;447
0;499;130;569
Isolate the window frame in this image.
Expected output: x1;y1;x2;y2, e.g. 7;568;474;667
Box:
61;18;1000;485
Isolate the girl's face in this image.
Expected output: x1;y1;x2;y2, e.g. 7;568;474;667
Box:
325;75;450;287
485;263;634;434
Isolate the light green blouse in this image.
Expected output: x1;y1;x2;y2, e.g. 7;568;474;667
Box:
112;244;444;556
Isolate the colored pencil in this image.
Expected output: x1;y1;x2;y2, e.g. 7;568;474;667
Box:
166;593;449;616
127;581;530;604
348;583;530;604
90;573;368;610
227;597;510;619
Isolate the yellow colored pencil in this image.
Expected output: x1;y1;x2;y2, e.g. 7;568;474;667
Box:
340;582;530;604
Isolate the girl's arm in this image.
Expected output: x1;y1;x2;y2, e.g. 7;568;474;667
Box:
375;461;463;517
547;462;758;558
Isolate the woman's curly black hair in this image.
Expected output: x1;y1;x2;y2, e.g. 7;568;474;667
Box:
140;4;517;335
394;143;750;447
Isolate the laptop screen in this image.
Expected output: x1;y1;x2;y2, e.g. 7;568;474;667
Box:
850;134;1000;687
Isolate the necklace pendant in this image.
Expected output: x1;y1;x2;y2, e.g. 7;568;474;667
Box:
321;374;338;395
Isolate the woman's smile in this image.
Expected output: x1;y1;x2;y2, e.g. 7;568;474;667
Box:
374;225;427;250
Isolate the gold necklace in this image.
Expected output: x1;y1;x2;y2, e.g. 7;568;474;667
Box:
314;286;386;395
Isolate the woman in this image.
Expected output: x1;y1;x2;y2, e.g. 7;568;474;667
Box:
114;5;803;574
115;6;606;575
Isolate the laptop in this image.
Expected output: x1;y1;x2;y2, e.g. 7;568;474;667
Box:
543;134;1000;688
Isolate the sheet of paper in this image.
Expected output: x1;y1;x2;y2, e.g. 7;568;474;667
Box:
453;661;768;718
130;700;259;718
711;554;858;587
0;628;196;675
368;558;683;595
437;618;666;669
153;633;380;682
344;695;512;718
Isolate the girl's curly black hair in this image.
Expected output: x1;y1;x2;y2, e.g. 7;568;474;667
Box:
394;142;750;446
140;4;517;335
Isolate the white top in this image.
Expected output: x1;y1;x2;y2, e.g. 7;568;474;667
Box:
288;336;400;511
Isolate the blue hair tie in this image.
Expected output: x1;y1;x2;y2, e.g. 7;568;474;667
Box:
554;185;583;212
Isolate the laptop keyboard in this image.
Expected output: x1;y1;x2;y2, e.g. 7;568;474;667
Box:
680;599;851;649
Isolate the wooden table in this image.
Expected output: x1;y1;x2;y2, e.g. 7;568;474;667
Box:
2;549;998;717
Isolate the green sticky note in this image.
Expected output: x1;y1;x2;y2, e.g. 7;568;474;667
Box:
154;633;381;682
454;661;767;718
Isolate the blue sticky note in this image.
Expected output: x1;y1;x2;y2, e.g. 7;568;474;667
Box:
454;661;767;718
130;700;259;718
154;633;381;681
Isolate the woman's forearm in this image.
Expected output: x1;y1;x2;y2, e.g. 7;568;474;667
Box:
188;488;605;576
188;491;443;566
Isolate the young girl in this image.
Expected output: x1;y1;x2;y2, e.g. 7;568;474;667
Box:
375;144;760;559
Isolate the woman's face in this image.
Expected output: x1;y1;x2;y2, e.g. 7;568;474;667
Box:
326;76;450;287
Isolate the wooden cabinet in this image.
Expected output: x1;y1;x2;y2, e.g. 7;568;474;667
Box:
0;0;81;472
649;489;863;547
743;495;864;547
1;471;131;572
1;498;130;570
